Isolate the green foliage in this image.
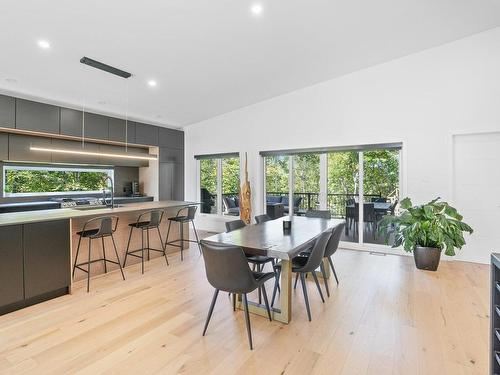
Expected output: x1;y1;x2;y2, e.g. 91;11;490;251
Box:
200;159;218;195
5;169;108;194
327;152;359;195
222;157;240;194
379;197;473;256
265;155;289;193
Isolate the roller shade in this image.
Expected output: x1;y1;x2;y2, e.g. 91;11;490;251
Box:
259;142;402;157
194;152;239;160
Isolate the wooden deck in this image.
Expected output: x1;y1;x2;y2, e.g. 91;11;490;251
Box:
0;230;489;374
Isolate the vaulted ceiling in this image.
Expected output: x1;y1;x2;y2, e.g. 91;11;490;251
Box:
1;0;500;128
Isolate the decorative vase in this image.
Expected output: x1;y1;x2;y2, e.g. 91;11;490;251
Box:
413;246;441;271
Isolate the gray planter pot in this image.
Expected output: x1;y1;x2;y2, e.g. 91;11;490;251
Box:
413;246;441;271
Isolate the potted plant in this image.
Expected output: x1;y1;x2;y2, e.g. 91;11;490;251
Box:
379;197;473;271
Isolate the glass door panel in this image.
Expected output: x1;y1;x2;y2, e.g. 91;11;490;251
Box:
200;159;218;214
221;156;240;216
265;155;289;218
327;151;359;243
362;149;400;245
292;153;321;216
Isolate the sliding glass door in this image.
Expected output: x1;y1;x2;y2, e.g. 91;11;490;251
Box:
262;145;401;249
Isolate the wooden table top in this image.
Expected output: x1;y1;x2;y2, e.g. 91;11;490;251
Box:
203;216;344;260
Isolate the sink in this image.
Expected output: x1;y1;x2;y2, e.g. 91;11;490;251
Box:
70;204;123;211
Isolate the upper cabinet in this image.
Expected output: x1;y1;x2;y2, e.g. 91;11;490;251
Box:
60;108;83;137
8;134;52;163
16;99;60;134
0;95;15;129
135;122;159;146
84;113;108;140
109;118;136;144
60;109;109;141
0;133;8;160
159;127;184;149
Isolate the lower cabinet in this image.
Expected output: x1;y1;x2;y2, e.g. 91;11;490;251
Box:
0;225;24;307
159;162;184;201
0;220;71;315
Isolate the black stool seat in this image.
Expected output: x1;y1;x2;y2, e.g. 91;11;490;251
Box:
128;221;156;229
168;215;189;222
76;228;100;238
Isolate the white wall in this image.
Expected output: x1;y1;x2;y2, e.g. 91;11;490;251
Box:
185;28;500;264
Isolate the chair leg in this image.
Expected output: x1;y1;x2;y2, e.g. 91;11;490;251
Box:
233;293;236;311
328;256;339;284
242;294;253;350
261;284;272;321
141;229;145;274
123;226;133;268
294;272;299;290
180;222;184;261
111;234;126;281
271;267;281;307
311;271;325;303
165;220;172;248
157;227;169;266
86;238;92;293
257;264;262;305
146;229;151;261
320;262;330;298
202;289;219;336
272;259;281;293
191;220;202;255
300;273;312;321
72;235;82;277
101;237;107;274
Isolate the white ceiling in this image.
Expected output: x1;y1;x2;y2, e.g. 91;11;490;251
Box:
1;0;500;128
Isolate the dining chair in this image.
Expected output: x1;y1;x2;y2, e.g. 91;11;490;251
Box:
305;210;332;219
200;241;275;350
271;230;331;321
225;219;246;232
255;214;271;224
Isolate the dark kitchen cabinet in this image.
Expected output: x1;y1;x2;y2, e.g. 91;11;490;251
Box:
51;138;100;165
24;220;71;299
60;108;83;137
0;225;24;307
8;134;52;162
109;118;136;144
84;113;109;140
159;162;184;201
16;98;60;134
98;144;148;167
159;127;184;149
135;122;159;146
0;133;8;160
0;94;15;129
159;147;184;163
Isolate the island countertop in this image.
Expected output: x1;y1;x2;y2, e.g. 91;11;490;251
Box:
0;200;198;227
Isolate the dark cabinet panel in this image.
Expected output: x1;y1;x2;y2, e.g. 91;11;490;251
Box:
60;108;83;137
158;127;184;149
135;122;159;146
159;147;184;163
0;225;24;307
24;220;71;299
0;95;15;128
99;144;148;167
9;134;52;162
84;113;109;141
0;133;8;160
159;162;184;201
109;118;136;144
51;138;100;165
16;98;60;134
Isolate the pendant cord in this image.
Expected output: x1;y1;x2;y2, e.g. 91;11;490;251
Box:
125;79;129;152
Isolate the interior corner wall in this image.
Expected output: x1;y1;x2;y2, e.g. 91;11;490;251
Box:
184;27;500;264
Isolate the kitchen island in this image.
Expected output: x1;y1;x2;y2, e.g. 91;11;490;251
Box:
0;200;196;315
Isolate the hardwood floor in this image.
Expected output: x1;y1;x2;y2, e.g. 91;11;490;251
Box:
0;230;489;375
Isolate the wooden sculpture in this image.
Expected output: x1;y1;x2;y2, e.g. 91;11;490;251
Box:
240;152;252;224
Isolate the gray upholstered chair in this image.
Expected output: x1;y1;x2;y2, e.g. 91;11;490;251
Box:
200;241;275;350
305;210;332;219
225;219;246;232
255;214;271;224
271;230;331;321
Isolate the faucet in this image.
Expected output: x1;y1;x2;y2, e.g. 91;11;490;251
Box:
102;175;114;208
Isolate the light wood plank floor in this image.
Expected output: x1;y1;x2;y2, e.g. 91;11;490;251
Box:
0;231;489;375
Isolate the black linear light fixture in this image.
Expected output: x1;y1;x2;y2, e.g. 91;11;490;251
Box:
80;56;132;78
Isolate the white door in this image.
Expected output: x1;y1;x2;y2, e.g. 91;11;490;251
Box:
453;132;500;264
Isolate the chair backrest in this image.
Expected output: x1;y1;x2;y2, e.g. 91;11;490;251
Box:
200;241;257;293
305;210;332;219
372;197;388;203
148;209;163;227
363;203;376;222
225;219;246;232
324;223;345;257
295;230;331;273
186;205;198;220
85;215;118;237
255;214;271;224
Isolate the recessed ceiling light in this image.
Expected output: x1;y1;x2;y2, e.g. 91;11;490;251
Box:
147;80;157;87
5;78;18;83
156;115;163;119
37;39;51;49
97;100;106;105
250;3;263;16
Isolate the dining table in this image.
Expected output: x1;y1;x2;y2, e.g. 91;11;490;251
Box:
202;215;344;324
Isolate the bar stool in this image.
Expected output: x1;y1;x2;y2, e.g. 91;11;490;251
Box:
123;209;168;274
165;205;201;261
72;216;125;293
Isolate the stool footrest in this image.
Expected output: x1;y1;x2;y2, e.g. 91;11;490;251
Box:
74;258;121;273
125;247;165;257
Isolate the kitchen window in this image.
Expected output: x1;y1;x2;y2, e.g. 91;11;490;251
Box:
2;164;114;197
